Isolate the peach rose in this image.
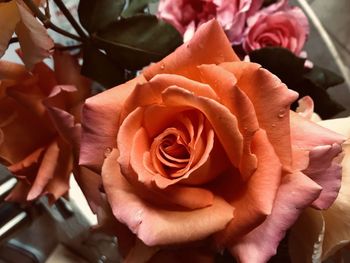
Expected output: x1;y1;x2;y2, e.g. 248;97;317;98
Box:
80;20;345;262
243;0;309;55
158;0;263;44
0;51;101;207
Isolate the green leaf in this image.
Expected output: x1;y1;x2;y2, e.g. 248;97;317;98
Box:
94;14;182;70
78;0;126;33
249;47;345;118
304;65;344;89
122;0;157;17
81;42;126;88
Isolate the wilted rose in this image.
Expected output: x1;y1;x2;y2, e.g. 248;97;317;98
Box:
158;0;263;44
80;20;345;262
0;51;96;204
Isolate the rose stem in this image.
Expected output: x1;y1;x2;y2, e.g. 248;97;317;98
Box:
52;0;88;40
22;0;82;42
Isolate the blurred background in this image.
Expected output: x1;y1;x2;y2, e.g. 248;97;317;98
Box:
299;0;350;116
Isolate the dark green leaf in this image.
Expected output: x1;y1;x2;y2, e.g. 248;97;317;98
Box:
94;14;182;70
122;0;157;17
78;0;126;33
81;42;126;88
304;65;344;89
249;47;345;118
249;47;306;79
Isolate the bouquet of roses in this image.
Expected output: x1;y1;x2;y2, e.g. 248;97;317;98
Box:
0;0;349;262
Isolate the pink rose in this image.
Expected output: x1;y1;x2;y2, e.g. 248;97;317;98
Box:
243;0;309;55
158;0;263;44
80;20;345;262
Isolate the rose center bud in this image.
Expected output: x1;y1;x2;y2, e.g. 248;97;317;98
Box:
151;128;191;178
149;111;208;180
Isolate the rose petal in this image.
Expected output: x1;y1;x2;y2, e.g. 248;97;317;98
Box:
43;140;73;203
230;172;322;263
119;111;215;209
304;144;343;209
44;105;103;213
15;0;54;69
103;148;234;246
0;2;20;59
198;64;259;179
290;112;345;149
53;50;91;105
317;117;350;138
0;89;53;164
122;73;218;121
143;20;239;82
296;96;321;122
220;62;299;170
215;129;281;245
161;86;243;168
80;75;146;171
0;60;29;83
31;61;58;96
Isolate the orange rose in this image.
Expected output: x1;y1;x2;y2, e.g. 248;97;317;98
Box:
0;51;101;206
80;20;345;262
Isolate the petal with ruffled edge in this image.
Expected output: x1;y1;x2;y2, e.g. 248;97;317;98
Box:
143;19;239;82
291;112;345;209
214;129;281;245
121;73;218;121
45;105;103;213
220;62;299;170
102;148;234;247
230;172;322;263
316;118;350;260
80;75;146;171
52;50;91;105
198;64;259;179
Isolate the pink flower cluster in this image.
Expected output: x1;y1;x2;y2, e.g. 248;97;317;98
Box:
158;0;309;55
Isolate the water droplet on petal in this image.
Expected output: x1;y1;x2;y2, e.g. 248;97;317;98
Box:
104;147;112;157
272;123;276;127
278;109;286;118
160;63;165;70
